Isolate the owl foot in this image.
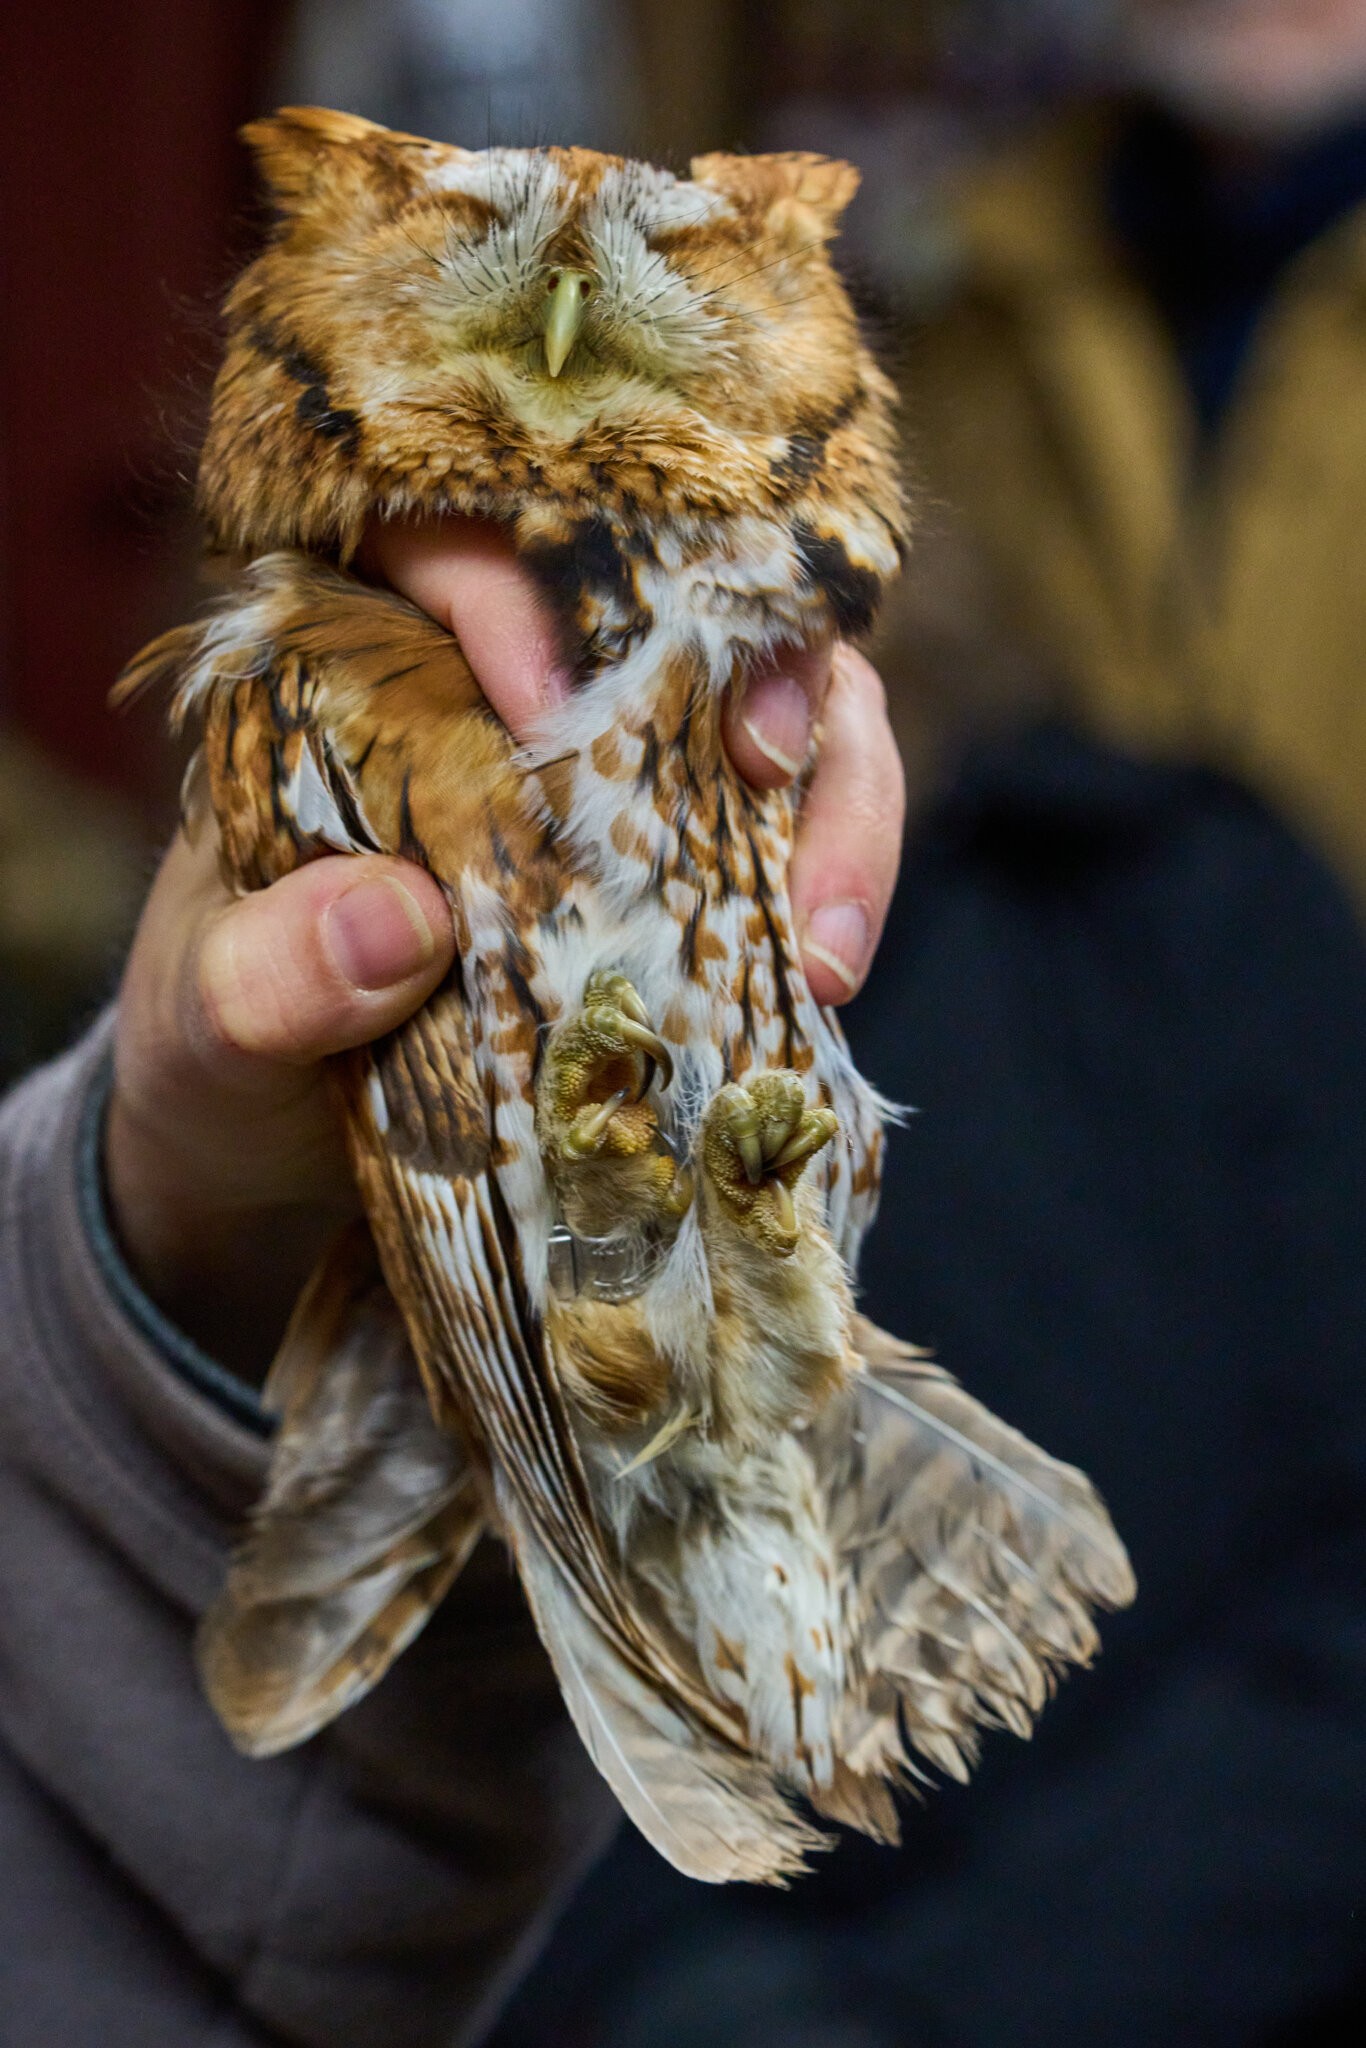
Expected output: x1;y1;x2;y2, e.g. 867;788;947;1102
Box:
538;973;689;1240
701;1072;838;1258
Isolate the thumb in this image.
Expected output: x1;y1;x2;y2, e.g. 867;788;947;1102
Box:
193;852;455;1070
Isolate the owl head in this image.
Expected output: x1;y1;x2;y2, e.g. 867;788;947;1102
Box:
200;109;903;644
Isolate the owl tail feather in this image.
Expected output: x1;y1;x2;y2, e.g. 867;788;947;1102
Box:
197;1221;485;1757
826;1317;1136;1790
503;1488;830;1885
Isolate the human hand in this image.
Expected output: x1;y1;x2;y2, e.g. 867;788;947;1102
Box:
106;519;904;1380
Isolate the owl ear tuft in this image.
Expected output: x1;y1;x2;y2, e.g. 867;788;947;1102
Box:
240;106;392;215
690;151;860;238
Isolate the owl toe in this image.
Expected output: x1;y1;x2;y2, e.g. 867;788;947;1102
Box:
702;1074;839;1255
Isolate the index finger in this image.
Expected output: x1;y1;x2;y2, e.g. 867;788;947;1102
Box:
366;516;569;737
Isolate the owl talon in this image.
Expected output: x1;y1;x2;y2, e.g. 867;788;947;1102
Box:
769;1178;797;1239
726;1100;766;1185
609;1012;674;1093
614;983;652;1029
564;1090;631;1159
771;1108;839;1173
662;1167;696;1221
702;1074;838;1257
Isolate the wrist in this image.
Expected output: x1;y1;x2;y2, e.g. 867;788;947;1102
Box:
103;1087;353;1384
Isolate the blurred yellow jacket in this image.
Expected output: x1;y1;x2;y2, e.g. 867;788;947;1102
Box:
901;112;1366;901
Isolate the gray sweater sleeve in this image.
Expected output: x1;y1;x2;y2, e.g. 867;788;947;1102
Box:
0;1019;616;2048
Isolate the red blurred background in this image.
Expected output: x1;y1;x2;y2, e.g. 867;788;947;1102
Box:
0;2;288;817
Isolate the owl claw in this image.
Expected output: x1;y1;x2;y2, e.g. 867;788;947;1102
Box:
771;1107;839;1172
768;1177;797;1240
662;1167;695;1221
576;972;674;1095
702;1073;839;1257
603;1010;674;1095
725;1098;767;1184
565;1090;631;1158
614;983;652;1030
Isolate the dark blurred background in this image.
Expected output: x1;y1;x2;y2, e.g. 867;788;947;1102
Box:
5;3;1366;2044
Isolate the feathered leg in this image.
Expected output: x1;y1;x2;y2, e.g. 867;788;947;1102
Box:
692;1070;849;1445
620;1073;852;1809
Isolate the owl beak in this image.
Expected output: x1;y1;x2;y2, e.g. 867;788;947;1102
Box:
543;268;593;378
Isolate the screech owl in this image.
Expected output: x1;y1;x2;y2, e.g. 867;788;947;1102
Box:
120;108;1134;1884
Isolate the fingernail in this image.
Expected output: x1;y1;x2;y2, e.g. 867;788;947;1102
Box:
324;877;439;990
739;672;811;780
803;902;869;995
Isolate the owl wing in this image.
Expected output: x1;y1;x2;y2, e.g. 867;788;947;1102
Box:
816;1317;1136;1799
197;1220;484;1755
119;558;515;1749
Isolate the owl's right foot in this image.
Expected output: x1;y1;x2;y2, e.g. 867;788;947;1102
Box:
541;972;672;1162
538;973;690;1238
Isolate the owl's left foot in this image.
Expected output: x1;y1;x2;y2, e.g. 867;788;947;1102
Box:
702;1073;838;1257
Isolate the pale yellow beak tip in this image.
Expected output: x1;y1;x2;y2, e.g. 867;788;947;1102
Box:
543;269;592;379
